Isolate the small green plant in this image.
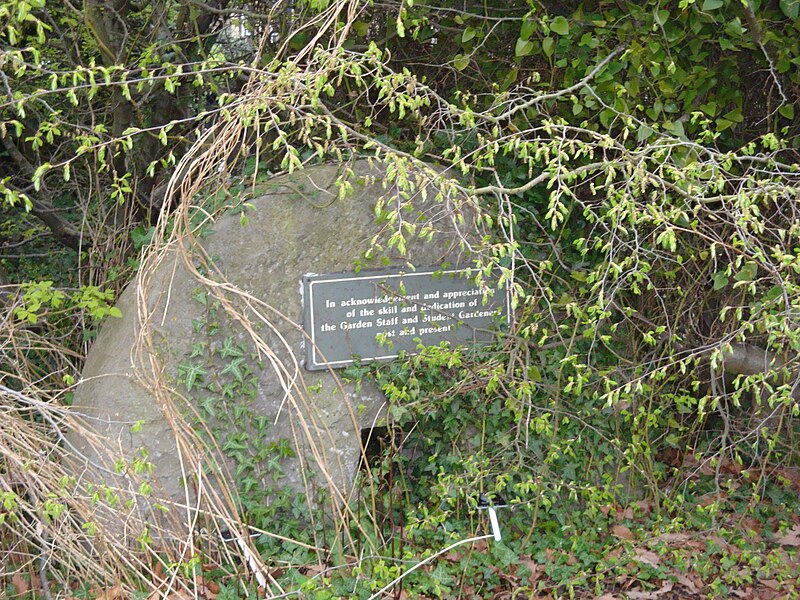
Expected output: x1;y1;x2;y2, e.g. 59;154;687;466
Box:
175;292;317;574
13;281;121;324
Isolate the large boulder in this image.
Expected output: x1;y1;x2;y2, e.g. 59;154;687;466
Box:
69;160;473;508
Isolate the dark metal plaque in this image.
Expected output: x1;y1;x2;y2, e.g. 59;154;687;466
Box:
301;267;509;370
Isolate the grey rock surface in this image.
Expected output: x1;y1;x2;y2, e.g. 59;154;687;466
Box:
70;160;472;507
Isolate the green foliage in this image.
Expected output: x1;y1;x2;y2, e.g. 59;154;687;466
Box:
3;0;800;597
12;280;120;324
179;291;318;562
333;338;800;597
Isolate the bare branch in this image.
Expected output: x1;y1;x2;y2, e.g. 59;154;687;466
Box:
0;136;83;251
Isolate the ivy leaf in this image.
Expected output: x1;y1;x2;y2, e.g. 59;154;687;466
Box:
501;67;518;90
221;357;246;382
663;120;686;139
199;397;217;419
763;285;783;304
570;270;587;282
636;124;654;142
551;16;570;36
219;336;244;359
461;26;477;43
178;361;207;392
520;19;535;41
723;107;743;123
131;225;155;251
715;117;734;132
779;104;795;120
699;101;717;116
542;37;555;58
515;38;534;57
453;54;470;70
220;382;238;398
712;271;729;290
702;0;724;10
780;0;799;20
734;261;758;282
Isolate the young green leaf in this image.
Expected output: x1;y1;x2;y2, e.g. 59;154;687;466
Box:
453;54;470;70
515;38;534;57
542;37;555;58
551;16;570;36
780;0;799;19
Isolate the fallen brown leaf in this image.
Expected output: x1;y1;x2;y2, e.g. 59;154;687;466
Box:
632;548;660;568
720;458;743;475
775;524;800;546
626;581;674;599
606;547;623;560
146;587;191;600
611;524;634;540
739;516;762;535
96;583;126;600
29;572;43;592
517;558;542;586
756;584;782;600
197;584;217;599
654;532;707;550
656;448;680;466
676;574;699;594
699;461;716;476
708;535;735;552
444;550;463;562
697;492;723;507
655;532;690;544
494;566;521;587
761;579;781;590
301;564;326;577
194;575;219;598
12;572;29;595
205;580;220;595
778;467;800;492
